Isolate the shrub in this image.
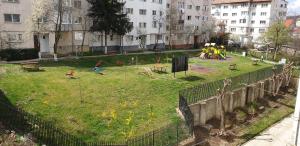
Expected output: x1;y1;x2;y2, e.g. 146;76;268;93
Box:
0;49;39;61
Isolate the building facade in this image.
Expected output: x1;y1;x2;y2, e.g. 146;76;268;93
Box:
165;0;213;49
0;0;212;56
211;0;288;45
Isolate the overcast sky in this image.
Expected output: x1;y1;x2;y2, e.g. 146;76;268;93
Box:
288;0;300;15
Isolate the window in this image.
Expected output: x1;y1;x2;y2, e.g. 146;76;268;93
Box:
250;28;254;32
158;0;162;4
252;12;256;16
126;8;133;14
166;3;170;8
223;5;228;9
241;3;248;7
261;12;267;16
239;19;246;23
231;20;236;24
223;13;228;16
241;11;248;16
127;35;134;41
251;4;257;7
187;16;191;20
7;33;22;42
139;22;147;28
74;17;82;24
152;21;157;28
188;5;192;9
195;16;200;20
232;5;238;9
74;0;81;9
251;20;255;24
4;0;19;3
139;9;147;15
260;20;266;24
259;28;265;33
38;16;48;23
196;6;200;11
261;4;268;8
4;14;20;23
152;10;156;15
231;28;236;32
232;13;237;16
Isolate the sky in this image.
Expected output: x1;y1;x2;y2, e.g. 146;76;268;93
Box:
288;0;300;15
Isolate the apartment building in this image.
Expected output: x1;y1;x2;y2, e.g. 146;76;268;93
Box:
0;0;212;56
165;0;212;49
0;0;34;50
211;0;288;45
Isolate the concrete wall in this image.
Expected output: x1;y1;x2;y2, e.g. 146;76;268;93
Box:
189;77;284;126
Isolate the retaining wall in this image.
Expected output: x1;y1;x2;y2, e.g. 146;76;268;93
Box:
189;77;281;126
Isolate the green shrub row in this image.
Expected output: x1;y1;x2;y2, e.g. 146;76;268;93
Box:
0;48;39;61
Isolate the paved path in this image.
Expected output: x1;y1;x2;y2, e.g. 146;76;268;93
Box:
243;115;294;146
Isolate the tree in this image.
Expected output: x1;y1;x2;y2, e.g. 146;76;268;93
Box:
87;0;133;54
217;79;231;135
264;21;292;60
27;0;66;61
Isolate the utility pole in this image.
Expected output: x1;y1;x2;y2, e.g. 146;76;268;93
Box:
293;75;300;146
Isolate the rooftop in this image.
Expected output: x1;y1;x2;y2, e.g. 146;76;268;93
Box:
212;0;272;5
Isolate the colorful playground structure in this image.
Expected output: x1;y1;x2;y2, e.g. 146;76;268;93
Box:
200;43;227;60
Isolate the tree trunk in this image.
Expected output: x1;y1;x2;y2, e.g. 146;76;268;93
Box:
81;31;86;56
219;97;225;132
53;0;63;61
104;32;108;54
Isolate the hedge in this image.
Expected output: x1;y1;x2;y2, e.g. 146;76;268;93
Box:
0;48;39;61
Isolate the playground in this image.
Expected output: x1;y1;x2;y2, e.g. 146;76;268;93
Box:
0;51;272;142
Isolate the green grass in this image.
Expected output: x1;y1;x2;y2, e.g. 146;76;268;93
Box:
0;52;272;142
239;97;295;143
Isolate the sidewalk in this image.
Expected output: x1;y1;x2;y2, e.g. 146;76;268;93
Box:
242;115;294;146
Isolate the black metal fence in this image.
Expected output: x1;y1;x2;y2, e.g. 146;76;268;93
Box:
0;99;191;146
179;96;194;135
179;65;284;105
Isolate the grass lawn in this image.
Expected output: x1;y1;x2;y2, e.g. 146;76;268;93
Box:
0;52;272;142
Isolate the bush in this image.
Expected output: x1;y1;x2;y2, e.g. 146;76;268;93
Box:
0;49;39;61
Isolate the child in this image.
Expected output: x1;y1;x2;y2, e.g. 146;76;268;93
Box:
93;61;105;75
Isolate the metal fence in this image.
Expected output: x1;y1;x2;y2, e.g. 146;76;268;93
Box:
179;65;284;105
0;99;191;146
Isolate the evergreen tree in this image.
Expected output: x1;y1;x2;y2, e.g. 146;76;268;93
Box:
87;0;133;54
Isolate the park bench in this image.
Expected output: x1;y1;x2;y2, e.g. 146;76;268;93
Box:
252;59;259;65
21;62;40;71
229;64;237;70
152;64;167;72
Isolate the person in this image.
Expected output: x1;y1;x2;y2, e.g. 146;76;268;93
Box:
93;61;105;75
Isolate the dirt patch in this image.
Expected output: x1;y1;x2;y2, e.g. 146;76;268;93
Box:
192;90;296;146
191;65;216;74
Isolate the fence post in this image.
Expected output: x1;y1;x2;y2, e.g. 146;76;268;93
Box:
177;121;179;146
152;130;155;146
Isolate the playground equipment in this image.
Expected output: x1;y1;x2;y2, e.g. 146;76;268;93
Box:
200;43;227;60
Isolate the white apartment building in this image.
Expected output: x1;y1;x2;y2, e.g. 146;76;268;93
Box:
0;0;212;56
211;0;288;45
165;0;212;49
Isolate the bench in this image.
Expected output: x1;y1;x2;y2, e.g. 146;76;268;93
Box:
152;64;167;72
229;64;237;70
21;62;40;71
252;59;259;65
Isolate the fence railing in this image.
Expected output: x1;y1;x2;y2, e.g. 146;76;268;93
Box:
0;98;191;146
179;65;284;105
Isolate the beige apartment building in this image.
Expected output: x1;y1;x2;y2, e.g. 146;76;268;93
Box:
0;0;34;50
0;0;213;57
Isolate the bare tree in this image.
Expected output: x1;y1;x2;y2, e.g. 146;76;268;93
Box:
217;79;231;135
273;62;294;96
165;0;181;50
26;0;67;61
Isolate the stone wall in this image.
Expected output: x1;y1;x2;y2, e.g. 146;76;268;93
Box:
189;77;282;126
